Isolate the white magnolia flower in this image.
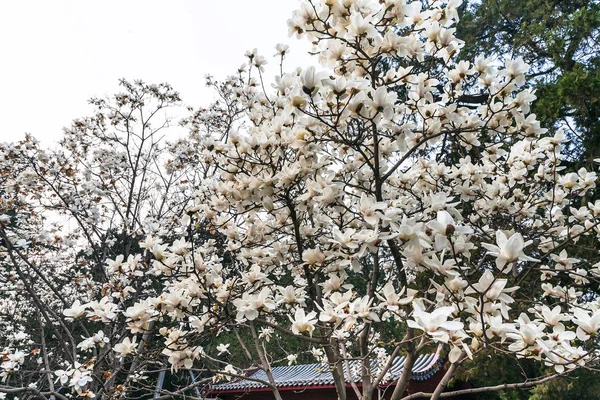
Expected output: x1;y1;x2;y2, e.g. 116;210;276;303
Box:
572;308;600;340
233;293;260;321
427;210;472;251
87;297;119;323
55;369;70;385
69;369;93;393
504;57;529;86
169;238;191;255
376;282;414;311
287;354;298;365
482;231;539;273
407;303;463;343
290;308;318;337
507;314;545;352
274;43;289;58
310;347;324;360
259;327;274;342
216;343;230;355
223;364;237;377
302;248;325;265
540;305;569;326
369;87;397;120
113;336;138;358
63;300;87;320
467;270;517;303
359;193;388;226
277;285;307;307
300;66;320;95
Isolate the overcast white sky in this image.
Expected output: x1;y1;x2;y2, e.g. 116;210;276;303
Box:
0;0;313;146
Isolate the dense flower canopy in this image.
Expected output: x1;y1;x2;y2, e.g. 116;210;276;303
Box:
1;1;600;400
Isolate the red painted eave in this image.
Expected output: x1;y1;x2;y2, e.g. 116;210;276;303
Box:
210;381;400;395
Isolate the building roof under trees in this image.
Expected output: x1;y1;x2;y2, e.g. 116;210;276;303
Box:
211;349;443;394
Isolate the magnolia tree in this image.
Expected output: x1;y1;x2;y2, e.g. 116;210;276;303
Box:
0;80;210;398
2;0;600;399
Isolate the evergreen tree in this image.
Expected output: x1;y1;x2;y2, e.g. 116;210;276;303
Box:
458;0;600;164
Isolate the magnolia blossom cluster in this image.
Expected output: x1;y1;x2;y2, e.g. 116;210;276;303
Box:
1;0;600;399
96;0;600;389
0;350;27;383
54;365;95;398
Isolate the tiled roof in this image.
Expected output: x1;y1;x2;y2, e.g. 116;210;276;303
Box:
212;349;443;392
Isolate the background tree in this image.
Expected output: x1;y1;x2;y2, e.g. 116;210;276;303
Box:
456;3;600;397
457;0;600;164
0;80;212;399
